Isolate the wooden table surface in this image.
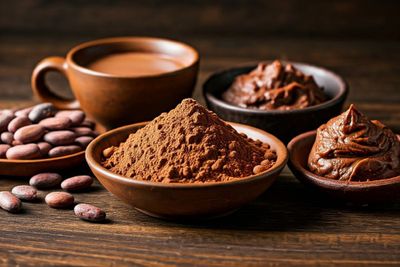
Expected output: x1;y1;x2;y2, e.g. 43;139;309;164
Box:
0;35;400;266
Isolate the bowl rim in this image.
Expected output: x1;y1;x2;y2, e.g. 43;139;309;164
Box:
203;60;349;115
86;121;288;188
67;36;200;79
287;130;400;189
0;150;84;164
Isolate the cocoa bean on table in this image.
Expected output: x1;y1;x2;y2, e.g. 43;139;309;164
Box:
74;203;106;222
0;191;21;213
11;185;38;201
45;192;74;208
61;175;94;191
29;173;62;189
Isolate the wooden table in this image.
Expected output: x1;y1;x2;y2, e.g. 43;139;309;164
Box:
0;35;399;266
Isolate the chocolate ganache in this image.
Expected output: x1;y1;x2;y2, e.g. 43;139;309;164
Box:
308;105;400;181
222;60;327;110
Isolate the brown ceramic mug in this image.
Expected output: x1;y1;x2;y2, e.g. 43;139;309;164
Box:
31;37;199;129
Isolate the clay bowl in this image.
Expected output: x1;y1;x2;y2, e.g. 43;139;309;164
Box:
86;121;288;220
0;151;85;177
287;131;400;204
0;122;105;177
203;61;348;143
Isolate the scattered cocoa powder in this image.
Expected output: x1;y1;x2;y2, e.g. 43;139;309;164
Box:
102;99;277;183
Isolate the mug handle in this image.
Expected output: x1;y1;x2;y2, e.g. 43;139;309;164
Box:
31;56;80;110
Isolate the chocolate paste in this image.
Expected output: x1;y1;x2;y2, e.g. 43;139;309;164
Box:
308;105;400;181
222;60;327;110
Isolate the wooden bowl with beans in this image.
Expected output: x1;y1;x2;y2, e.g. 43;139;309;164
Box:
0;103;100;176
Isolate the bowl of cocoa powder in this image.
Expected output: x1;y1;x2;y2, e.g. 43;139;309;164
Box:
86;99;288;220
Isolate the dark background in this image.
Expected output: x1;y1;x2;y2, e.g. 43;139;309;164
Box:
2;0;400;40
0;0;399;128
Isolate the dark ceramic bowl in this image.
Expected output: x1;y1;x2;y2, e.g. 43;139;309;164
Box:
86;121;288;220
203;61;348;143
287;131;400;204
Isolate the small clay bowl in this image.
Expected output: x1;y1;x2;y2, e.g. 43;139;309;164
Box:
86;122;288;220
0;121;105;177
287;131;400;204
0;151;85;177
203;61;348;143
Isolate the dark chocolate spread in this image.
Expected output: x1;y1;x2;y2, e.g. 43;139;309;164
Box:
308;105;400;181
222;60;327;110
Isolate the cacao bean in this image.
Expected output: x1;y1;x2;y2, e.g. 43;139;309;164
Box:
6;144;41;160
56;110;85;126
0;191;21;213
71;127;96;137
37;142;52;156
39;117;72;130
14;124;45;143
61;175;94;191
48;145;81;157
8;116;31;133
44;130;76;146
28;103;56;122
45;192;74;208
0;144;10;158
15;107;32;117
11;185;37;201
29;173;62;189
80;120;95;129
0;110;14;132
74;203;106;222
75;136;93;148
1;132;14;145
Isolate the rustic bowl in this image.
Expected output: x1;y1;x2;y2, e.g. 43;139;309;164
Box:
203;61;348;143
0;151;85;177
0;120;105;177
86;121;288;220
287;131;400;204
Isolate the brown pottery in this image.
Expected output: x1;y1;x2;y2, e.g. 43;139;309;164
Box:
86;121;288;220
288;131;400;204
32;37;199;129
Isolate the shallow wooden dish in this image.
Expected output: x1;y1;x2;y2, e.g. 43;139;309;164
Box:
287;131;400;204
0;151;85;177
86;121;288;220
0;122;104;177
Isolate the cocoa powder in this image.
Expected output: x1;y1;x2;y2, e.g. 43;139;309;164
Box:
103;99;276;183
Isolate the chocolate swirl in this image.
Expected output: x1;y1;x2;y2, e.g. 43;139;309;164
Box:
308;105;400;181
222;60;327;110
